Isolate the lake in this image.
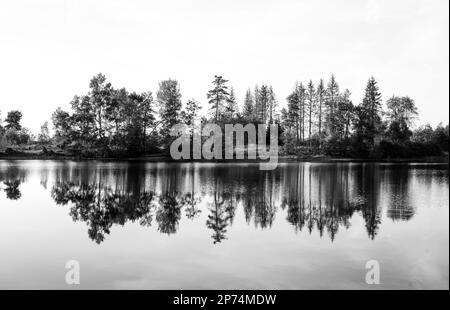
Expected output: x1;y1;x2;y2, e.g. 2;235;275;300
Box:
0;160;448;289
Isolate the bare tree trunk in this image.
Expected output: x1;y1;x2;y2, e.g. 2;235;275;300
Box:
215;95;219;122
318;97;322;148
309;100;312;148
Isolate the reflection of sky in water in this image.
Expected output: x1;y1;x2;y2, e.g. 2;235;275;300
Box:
0;161;448;289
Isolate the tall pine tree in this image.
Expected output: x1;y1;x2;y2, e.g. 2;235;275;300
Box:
316;79;326;141
326;74;340;138
355;76;382;149
207;75;230;122
306;80;315;144
224;87;238;120
268;86;278;123
297;83;306;141
287;86;300;143
242;88;255;122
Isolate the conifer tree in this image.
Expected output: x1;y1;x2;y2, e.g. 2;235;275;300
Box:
297;83;306;141
242;88;255;122
316;79;326;140
207;75;230;122
258;84;271;124
306;80;315;143
224;87;238;120
326;74;340;137
254;85;261;122
268;86;278;123
354;76;382;148
287;87;300;142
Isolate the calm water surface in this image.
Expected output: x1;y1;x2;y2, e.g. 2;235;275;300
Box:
0;160;448;289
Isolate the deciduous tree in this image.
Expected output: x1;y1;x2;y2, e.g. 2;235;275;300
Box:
157;79;182;145
5;110;23;131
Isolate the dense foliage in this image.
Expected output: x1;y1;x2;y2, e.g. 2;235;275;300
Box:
0;73;448;158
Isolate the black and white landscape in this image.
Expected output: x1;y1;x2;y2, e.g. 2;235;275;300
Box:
0;0;448;291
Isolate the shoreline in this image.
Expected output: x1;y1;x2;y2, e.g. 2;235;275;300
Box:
0;152;448;164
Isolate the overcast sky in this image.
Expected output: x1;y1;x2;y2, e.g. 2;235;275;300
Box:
0;0;448;133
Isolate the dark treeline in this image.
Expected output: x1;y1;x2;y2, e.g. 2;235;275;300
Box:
281;75;448;158
0;73;448;158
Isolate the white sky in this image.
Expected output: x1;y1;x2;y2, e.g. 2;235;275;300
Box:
0;0;448;133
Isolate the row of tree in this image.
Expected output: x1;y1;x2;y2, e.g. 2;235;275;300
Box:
0;73;448;158
282;76;423;152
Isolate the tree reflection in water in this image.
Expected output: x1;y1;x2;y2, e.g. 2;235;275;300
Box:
51;182;155;243
180;168;202;220
156;192;181;235
0;162;433;244
0;166;27;201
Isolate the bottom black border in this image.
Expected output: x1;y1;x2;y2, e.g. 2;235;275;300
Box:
0;290;448;308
